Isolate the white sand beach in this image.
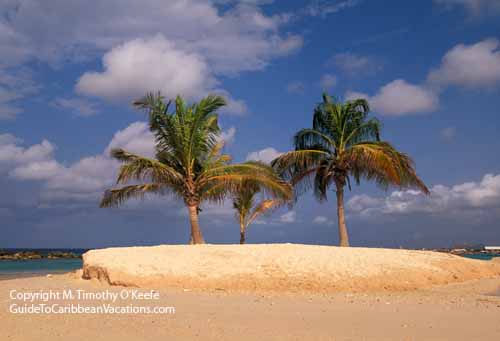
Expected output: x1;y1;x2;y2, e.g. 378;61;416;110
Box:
2;244;499;340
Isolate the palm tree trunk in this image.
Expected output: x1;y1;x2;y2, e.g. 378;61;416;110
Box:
239;223;246;244
188;205;205;244
335;186;350;247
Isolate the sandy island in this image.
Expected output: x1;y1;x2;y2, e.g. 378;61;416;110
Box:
1;244;499;340
82;244;500;293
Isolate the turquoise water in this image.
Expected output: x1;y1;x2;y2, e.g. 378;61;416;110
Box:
0;259;82;275
460;253;500;261
0;249;85;278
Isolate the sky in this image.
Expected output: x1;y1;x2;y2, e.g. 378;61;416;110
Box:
1;0;500;248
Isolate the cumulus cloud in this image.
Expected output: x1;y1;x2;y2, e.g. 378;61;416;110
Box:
319;74;337;90
346;80;438;116
77;35;217;102
104;122;156;158
246;147;283;163
1;1;301;71
0;138;55;167
428;38;500;88
347;173;500;218
10;160;63;180
1;121;158;203
345;38;500;117
1;1;302;117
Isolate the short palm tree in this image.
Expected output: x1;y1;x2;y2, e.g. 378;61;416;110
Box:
272;94;429;247
101;93;292;244
232;181;286;244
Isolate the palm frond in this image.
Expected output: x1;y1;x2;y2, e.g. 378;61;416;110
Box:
347;141;429;193
246;199;281;227
200;162;293;204
272;149;329;182
100;184;168;208
110;148;184;185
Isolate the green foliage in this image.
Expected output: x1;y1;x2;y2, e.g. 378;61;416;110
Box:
232;179;288;232
272;93;429;202
101;93;292;215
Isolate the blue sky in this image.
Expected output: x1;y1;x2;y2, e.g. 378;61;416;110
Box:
1;0;500;248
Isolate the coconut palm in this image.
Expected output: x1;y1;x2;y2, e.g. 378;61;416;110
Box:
100;93;292;244
232;181;285;244
272;94;429;247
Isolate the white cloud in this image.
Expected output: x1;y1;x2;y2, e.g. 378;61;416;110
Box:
1;1;301;71
220;97;248;116
0;138;55;166
347;173;500;218
346;80;438;116
0;67;38;119
328;52;379;74
0;133;22;145
286;81;305;94
313;215;334;225
305;0;361;17
1;1;302;117
9;160;62;180
246;147;283;164
435;0;500;15
52;97;99;117
279;210;296;223
219;127;237;145
105;122;156;158
428;38;500;88
77;35;217;103
319;74;337;90
345;38;500;117
1;120;158;203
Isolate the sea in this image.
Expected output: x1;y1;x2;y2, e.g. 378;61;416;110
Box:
0;249;86;279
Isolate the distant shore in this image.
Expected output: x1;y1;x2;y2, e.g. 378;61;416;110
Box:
0;249;84;261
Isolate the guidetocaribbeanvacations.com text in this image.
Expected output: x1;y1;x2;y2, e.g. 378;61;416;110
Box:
8;289;175;314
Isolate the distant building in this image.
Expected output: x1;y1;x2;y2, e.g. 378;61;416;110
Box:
484;246;500;251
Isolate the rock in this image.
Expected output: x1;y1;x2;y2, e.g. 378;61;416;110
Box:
47;251;80;259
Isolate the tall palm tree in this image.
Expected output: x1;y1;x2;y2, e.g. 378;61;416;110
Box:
232;181;285;244
272;94;429;247
100;93;292;244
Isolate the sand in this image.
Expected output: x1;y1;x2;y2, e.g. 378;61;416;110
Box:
1;274;499;340
82;244;500;293
2;244;500;340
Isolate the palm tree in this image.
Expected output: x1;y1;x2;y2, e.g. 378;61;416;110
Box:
100;93;292;244
232;181;285;244
272;94;429;247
